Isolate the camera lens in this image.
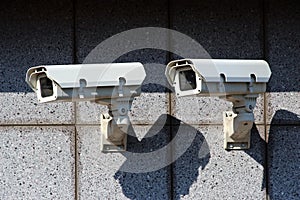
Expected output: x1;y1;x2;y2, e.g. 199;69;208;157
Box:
39;77;53;97
179;70;197;91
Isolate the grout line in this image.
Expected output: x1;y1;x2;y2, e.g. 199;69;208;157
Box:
262;0;269;199
74;123;79;200
93;123;299;127
167;0;175;199
72;0;79;199
132;122;266;126
0;122;298;127
74;103;79;200
264;92;269;200
0;124;77;127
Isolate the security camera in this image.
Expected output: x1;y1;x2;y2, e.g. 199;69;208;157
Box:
26;62;146;152
165;59;271;150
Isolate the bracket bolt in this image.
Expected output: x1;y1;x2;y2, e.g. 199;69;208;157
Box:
118;107;127;115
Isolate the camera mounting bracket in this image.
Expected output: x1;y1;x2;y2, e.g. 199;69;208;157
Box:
223;94;258;150
99;77;132;152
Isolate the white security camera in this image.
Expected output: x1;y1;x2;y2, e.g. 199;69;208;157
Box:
166;59;271;150
26;63;146;152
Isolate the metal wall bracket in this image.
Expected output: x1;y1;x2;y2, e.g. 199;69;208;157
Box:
100;113;127;152
223;111;251;150
99;78;132;153
223;94;257;150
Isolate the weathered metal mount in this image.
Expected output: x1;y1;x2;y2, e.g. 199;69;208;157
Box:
223;94;257;150
100;99;131;153
98;77;133;153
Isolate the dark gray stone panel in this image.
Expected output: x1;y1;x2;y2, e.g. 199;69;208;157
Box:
268;125;300;199
0;0;73;92
76;0;169;93
170;0;263;59
266;0;300;92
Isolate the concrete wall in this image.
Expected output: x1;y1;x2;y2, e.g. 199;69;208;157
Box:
0;0;299;199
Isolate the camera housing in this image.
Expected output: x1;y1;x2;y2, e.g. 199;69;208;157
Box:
166;59;271;150
26;63;145;103
26;63;146;152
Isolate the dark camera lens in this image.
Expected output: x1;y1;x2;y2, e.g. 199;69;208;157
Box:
40;77;53;97
179;70;197;91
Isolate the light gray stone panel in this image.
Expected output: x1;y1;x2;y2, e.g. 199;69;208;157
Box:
76;93;169;125
77;124;171;200
172;95;264;125
75;102;108;125
0;93;74;124
173;125;266;199
0;126;75;199
266;92;300;125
